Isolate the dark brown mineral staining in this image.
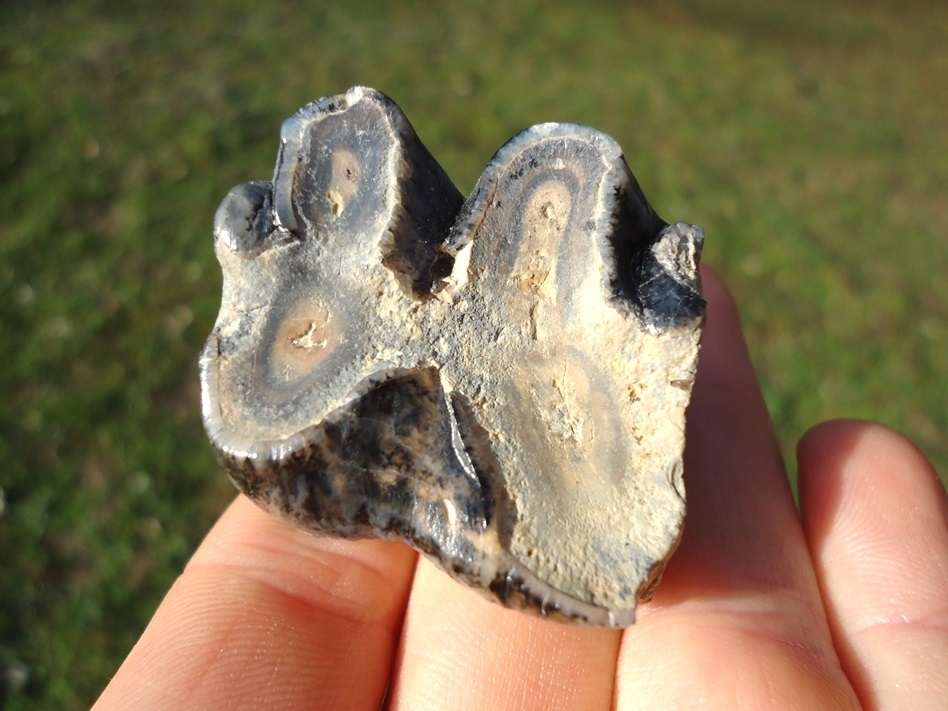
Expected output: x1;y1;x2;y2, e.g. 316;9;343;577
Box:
200;86;705;626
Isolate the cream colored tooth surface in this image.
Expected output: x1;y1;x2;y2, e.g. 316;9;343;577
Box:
200;86;705;627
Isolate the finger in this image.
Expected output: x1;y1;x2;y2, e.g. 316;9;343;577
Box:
616;266;860;708
389;557;620;710
659;265;801;585
799;420;948;710
94;496;417;710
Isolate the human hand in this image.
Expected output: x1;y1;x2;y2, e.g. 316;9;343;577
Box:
94;267;948;710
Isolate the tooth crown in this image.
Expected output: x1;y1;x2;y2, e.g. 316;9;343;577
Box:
200;86;705;627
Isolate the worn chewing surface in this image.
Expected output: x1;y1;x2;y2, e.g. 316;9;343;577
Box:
200;86;705;626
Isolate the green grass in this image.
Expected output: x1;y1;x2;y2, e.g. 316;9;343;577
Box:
1;0;946;707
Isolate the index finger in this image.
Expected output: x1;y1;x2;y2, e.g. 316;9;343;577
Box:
93;496;417;709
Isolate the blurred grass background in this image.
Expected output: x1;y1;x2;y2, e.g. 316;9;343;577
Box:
1;0;945;707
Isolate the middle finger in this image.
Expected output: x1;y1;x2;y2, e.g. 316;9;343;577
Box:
388;558;619;710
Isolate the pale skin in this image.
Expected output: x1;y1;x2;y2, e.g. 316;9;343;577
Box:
95;267;948;710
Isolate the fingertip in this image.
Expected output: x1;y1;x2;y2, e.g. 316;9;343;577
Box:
797;419;948;710
654;261;807;610
189;495;417;626
798;418;933;467
797;418;946;565
698;263;737;316
697;265;741;343
692;265;755;399
798;419;945;526
95;495;418;710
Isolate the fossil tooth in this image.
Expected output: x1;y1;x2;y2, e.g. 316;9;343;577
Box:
213;181;275;257
200;86;705;626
